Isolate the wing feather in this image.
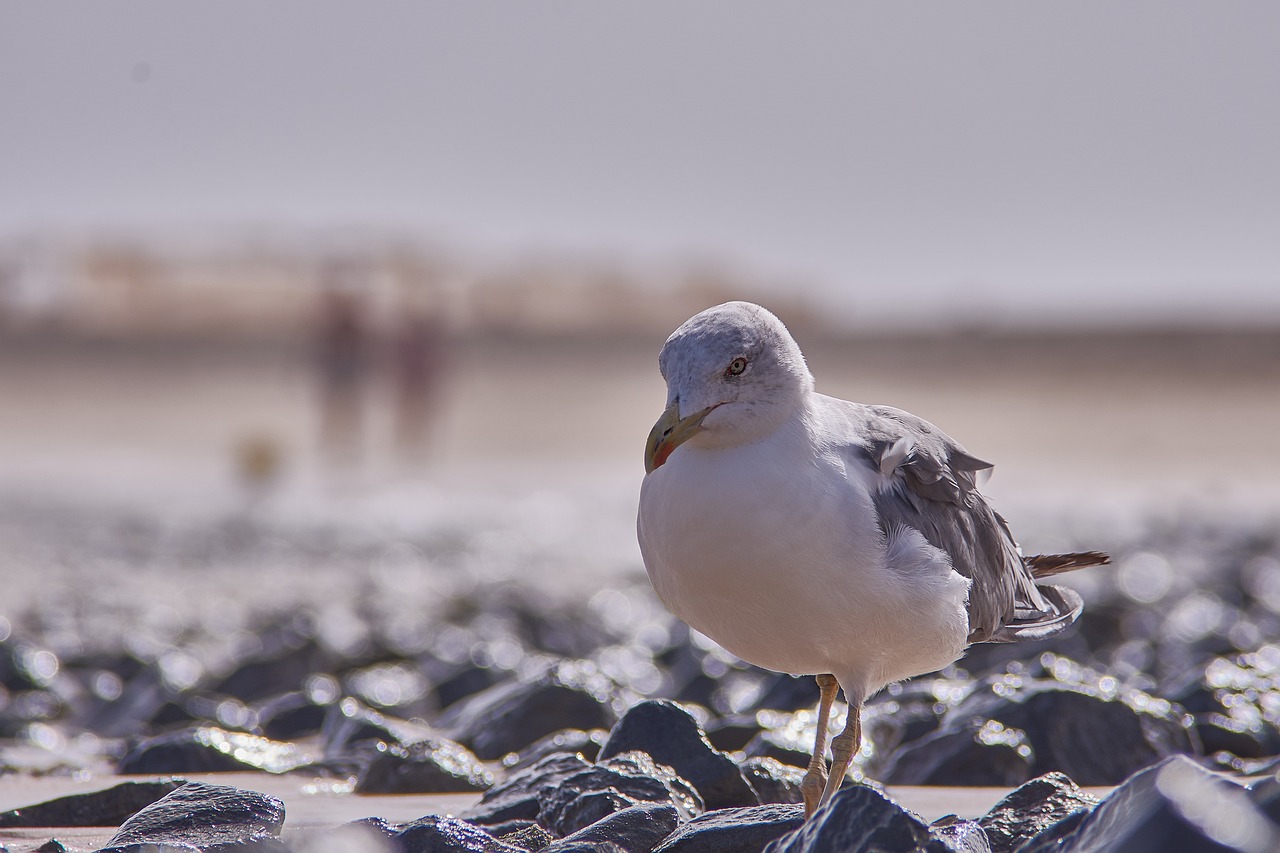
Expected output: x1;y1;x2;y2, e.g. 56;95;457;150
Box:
849;404;1078;644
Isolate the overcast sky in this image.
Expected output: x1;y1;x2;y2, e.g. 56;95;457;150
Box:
3;2;1279;326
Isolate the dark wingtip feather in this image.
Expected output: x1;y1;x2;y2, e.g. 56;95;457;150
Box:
1026;551;1112;579
981;584;1084;644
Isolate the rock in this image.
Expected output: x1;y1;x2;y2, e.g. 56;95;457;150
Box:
433;664;504;711
753;675;819;713
1021;755;1280;853
741;757;805;806
1195;712;1280;759
977;772;1099;853
599;700;758;809
356;736;494;794
705;715;762;753
498;824;556;852
436;662;618;760
100;781;285;852
762;785;949;853
322;697;433;760
927;817;990;853
502;728;609;771
543;803;679;853
256;690;332;741
463;753;595;827
537;753;703;835
394;816;526;853
652;804;803;853
35;841;65;853
916;674;1196;785
0;780;183;828
207;623;333;703
117;725;314;774
880;720;1034;786
289;820;399;853
1248;773;1280;823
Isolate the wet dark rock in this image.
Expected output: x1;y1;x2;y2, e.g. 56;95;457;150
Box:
860;689;947;768
207;626;332;703
537;753;703;835
705;715;761;753
356;736;494;794
434;664;504;711
540;789;641;838
880;719;1034;786
976;771;1099;853
1248;773;1280;823
743;729;810;770
100;781;285;853
35;841;65;853
117;725;313;774
651;804;803;853
437;662;618;760
599;700;757;809
753;675;819;713
1021;755;1276;853
80;666;170;738
394;815;526;853
498;824;556;852
463;753;595;827
321;697;433;760
256;690;331;741
543;803;678;853
0;779;183;828
919;674;1196;786
1195;712;1280;759
762;785;949;853
503;728;609;771
927;816;990;853
741;757;805;806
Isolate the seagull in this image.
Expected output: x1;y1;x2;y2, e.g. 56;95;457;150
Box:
637;301;1109;817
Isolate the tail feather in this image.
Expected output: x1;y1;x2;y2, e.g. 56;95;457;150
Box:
984;584;1084;644
1026;550;1111;579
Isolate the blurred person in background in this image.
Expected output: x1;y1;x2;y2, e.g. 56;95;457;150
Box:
391;294;449;466
317;260;370;470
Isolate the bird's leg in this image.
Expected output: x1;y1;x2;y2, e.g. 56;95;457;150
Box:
819;700;862;808
800;673;839;817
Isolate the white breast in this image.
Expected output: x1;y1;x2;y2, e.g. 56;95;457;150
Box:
637;409;971;698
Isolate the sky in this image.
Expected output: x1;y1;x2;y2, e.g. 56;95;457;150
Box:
3;2;1280;326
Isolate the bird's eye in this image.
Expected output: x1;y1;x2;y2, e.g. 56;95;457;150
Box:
726;357;748;376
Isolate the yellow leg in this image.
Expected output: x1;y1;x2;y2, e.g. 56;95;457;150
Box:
819;701;861;808
801;673;839;817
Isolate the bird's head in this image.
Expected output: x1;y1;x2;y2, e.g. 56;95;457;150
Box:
644;301;813;473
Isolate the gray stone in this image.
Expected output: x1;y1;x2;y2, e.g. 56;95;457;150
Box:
652;804;803;853
394;815;526;853
0;780;183;828
599;700;757;809
356;736;494;794
1021;755;1278;853
977;772;1098;853
741;757;804;806
544;804;678;853
100;781;285;852
437;662;617;760
762;785;949;853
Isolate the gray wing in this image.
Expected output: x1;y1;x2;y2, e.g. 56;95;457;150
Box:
850;404;1081;644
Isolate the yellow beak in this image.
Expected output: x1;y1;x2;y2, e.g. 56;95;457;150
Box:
644;402;716;473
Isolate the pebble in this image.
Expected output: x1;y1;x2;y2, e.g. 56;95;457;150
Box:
651;804;804;853
355;735;494;794
598;700;757;809
99;781;286;852
3;513;1280;848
